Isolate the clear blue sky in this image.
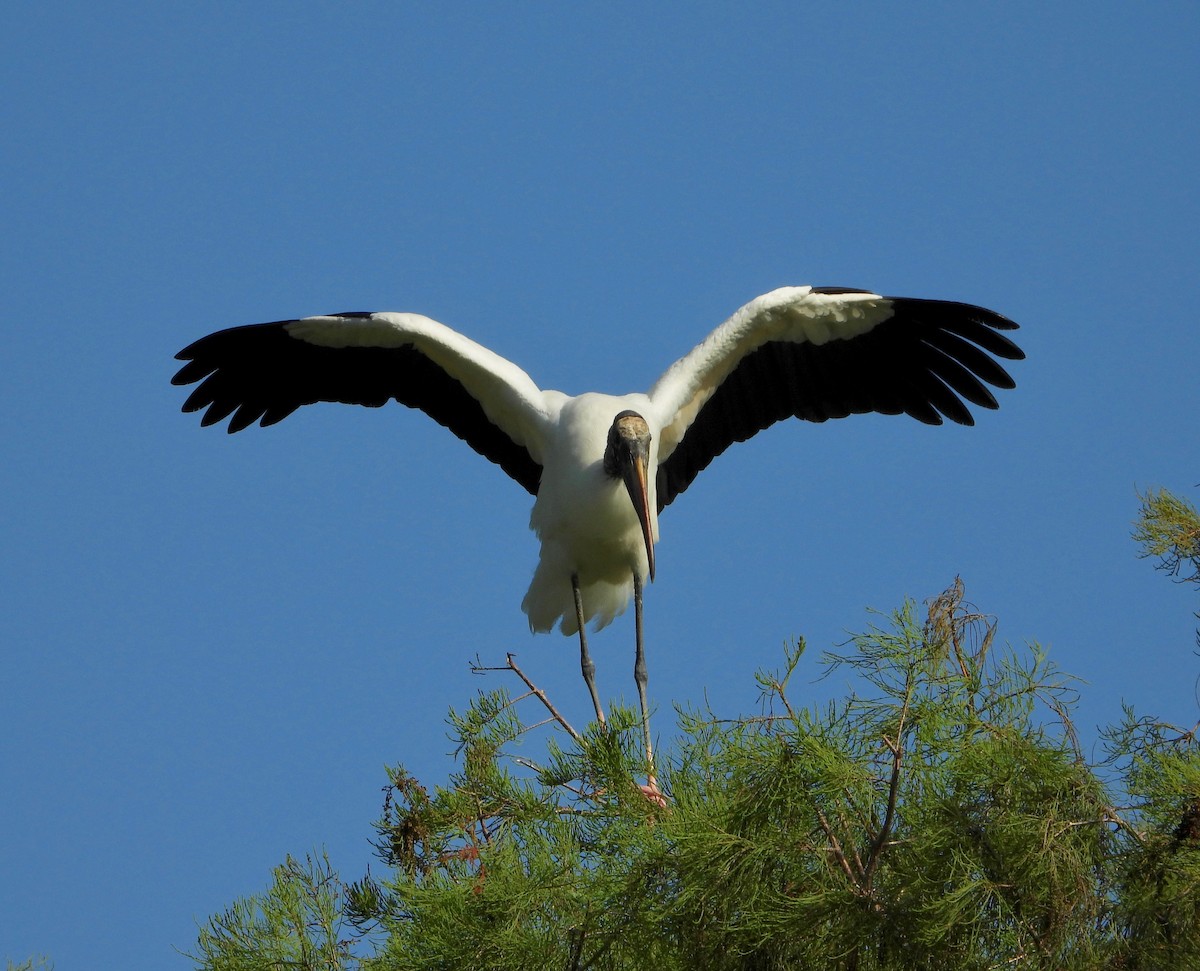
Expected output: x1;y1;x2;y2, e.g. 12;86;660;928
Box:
4;2;1198;967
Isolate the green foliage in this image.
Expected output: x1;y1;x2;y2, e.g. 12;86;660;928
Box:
189;581;1200;971
190;851;362;970
1134;485;1200;649
649;584;1113;971
1134;488;1200;581
5;959;53;971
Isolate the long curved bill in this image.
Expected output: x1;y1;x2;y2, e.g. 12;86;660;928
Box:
622;447;656;583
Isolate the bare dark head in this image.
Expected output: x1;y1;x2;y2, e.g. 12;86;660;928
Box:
603;410;655;582
604;410;651;474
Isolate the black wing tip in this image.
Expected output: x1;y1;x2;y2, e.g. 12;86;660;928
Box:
982;331;1025;362
958;303;1020;333
889;296;1027;366
887;294;1018;318
171;319;304;428
171;360;208;386
226;409;263;434
173;340;207;365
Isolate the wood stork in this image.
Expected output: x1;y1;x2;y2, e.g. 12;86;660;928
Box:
172;285;1024;782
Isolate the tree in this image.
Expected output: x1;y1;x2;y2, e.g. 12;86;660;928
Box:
188;494;1200;970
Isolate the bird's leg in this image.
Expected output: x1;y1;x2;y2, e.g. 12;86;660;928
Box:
633;572;656;785
573;573;606;728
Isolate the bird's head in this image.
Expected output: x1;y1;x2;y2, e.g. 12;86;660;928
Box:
604;410;655;582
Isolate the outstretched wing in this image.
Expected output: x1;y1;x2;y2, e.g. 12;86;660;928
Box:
172;312;549;494
648;286;1024;510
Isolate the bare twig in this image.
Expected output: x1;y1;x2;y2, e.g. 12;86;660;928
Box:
501;653;582;742
861;673;913;890
764;675;797;720
473;792;492;848
1169;718;1200;745
1103;806;1147;846
836;799;867;878
815;807;862;885
700;714;792;727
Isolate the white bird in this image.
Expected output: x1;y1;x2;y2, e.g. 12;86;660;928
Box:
173;285;1024;781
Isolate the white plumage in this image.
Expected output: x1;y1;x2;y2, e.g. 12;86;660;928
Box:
173;284;1024;773
523;392;660;635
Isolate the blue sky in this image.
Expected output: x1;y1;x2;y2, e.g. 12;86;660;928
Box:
3;2;1198;967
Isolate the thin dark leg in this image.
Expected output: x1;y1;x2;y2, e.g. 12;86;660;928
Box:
633;572;653;774
573;574;606;727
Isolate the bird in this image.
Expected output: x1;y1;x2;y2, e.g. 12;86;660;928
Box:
172;284;1024;785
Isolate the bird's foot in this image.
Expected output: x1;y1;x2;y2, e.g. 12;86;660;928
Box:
639;775;667;808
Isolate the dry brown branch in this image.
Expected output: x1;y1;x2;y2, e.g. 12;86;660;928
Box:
473;653;582;742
